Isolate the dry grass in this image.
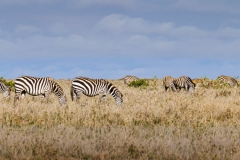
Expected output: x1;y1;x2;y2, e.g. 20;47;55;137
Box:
1;79;240;159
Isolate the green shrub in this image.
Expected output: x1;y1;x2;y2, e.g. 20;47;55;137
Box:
128;79;149;88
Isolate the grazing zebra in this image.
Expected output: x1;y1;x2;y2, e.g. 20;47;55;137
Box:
173;76;195;92
217;75;238;88
71;77;123;105
0;80;10;99
163;76;177;92
120;75;139;85
14;76;67;105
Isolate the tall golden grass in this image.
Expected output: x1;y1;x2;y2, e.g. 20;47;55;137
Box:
0;79;240;159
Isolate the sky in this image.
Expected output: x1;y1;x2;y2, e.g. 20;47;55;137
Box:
1;0;240;80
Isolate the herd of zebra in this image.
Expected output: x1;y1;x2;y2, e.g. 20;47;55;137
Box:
0;75;238;106
163;75;239;92
0;76;123;106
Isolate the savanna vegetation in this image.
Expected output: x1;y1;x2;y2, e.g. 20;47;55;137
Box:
0;77;240;159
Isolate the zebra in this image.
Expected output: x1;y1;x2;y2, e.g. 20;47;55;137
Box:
217;75;238;88
13;76;67;105
173;76;195;92
0;80;10;99
71;77;123;105
120;75;139;85
163;76;177;92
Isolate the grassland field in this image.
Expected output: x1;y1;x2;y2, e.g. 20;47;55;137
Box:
1;78;240;159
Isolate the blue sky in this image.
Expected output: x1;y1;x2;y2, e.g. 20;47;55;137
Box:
1;0;240;79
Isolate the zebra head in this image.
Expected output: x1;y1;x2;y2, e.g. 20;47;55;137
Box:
59;95;67;106
189;83;195;92
3;86;10;99
115;91;123;106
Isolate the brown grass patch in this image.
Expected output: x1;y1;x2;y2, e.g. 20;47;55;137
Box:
0;79;240;159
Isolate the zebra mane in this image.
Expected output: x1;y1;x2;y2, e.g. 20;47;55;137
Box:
20;75;38;79
75;76;89;79
21;76;51;80
50;79;63;92
105;80;121;94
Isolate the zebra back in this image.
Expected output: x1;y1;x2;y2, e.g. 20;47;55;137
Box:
122;75;139;85
217;75;238;88
0;80;10;98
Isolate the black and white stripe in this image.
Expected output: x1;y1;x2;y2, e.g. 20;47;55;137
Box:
14;76;66;105
0;80;10;99
173;76;195;92
71;77;123;105
163;76;177;92
217;75;238;88
120;75;139;85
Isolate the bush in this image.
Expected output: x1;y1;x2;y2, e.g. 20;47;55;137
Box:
128;79;149;88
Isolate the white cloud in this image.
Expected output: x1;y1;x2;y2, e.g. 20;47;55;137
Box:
96;14;177;35
96;14;147;34
96;13;240;40
15;25;40;34
50;22;71;36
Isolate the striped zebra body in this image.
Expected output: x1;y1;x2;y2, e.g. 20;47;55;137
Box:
121;75;139;85
0;80;10;99
14;76;66;105
163;76;177;92
71;77;123;105
217;75;238;88
173;76;195;92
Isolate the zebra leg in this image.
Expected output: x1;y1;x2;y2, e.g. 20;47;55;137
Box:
13;96;18;105
171;84;177;92
102;94;106;102
75;92;81;103
13;93;21;106
175;85;180;92
164;86;168;92
98;91;107;104
43;92;50;104
98;92;103;104
177;87;181;92
21;93;25;99
185;84;189;91
40;94;45;104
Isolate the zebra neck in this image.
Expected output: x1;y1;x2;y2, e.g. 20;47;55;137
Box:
51;81;63;97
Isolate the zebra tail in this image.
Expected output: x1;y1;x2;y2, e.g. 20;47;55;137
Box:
70;85;74;101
